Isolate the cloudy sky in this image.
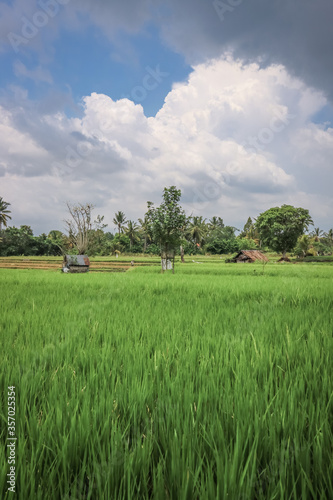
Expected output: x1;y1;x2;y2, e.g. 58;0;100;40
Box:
1;0;333;234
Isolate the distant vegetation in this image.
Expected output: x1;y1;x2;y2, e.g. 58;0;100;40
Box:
0;192;332;258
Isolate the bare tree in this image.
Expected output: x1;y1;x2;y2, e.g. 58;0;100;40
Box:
65;202;94;254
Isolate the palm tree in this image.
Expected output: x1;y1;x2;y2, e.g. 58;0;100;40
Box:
311;227;324;242
208;216;224;232
48;230;65;241
48;230;69;254
187;216;207;246
138;216;151;253
0;197;12;232
298;234;311;258
113;211;127;238
125;220;140;249
324;228;333;243
110;240;123;256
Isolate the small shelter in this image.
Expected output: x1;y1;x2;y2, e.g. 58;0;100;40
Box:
63;255;90;273
229;250;268;263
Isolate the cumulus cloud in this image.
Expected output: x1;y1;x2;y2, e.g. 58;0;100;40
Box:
1;56;332;233
158;0;333;103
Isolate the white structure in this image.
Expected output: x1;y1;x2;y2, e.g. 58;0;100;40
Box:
161;258;172;271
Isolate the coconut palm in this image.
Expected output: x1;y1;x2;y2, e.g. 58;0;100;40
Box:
110;240;123;255
324;228;333;243
113;211;127;238
0;197;12;232
208;216;224;232
187;216;207;246
138;216;151;253
297;234;311;258
311;227;324;242
125;220;140;249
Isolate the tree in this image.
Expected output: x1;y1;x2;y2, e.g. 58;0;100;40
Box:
0;197;12;232
294;234;311;258
113;211;127;238
125;220;140;249
138;216;151;253
322;229;333;254
206;225;240;255
310;227;324;242
64;202;94;254
208;216;224;231
145;186;186;273
325;228;333;243
110;240;124;256
48;230;69;254
187;216;207;247
255;205;313;258
0;225;62;256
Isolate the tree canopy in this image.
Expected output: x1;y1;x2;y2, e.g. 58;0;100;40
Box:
3;195;330;259
0;197;12;232
255;205;313;257
145;186;186;272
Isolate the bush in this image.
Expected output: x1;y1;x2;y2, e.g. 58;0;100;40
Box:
205;239;240;255
145;244;160;255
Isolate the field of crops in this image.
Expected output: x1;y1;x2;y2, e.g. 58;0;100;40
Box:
1;262;332;499
0;255;162;272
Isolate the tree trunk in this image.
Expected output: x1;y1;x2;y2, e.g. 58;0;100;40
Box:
161;244;166;273
143;237;147;253
180;245;185;263
283;250;287;259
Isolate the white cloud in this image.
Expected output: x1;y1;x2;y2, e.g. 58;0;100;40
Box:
1;56;332;233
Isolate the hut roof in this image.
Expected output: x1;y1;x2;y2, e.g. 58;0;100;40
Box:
64;255;90;266
232;250;268;262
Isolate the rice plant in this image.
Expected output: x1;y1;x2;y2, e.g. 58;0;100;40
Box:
0;263;332;499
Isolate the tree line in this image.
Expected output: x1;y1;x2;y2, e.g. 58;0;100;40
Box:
0;191;332;259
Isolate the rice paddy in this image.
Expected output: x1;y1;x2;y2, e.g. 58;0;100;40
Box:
0;262;332;499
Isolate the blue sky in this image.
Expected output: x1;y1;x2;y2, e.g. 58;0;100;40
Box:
0;0;333;234
1;19;191;117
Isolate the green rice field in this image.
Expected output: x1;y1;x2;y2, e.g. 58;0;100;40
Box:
0;261;332;499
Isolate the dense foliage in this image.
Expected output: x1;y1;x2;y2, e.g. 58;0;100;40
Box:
0;197;11;231
0;226;61;256
145;186;187;255
1;193;332;257
255;205;314;257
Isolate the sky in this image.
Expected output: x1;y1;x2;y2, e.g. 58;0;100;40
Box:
0;0;333;235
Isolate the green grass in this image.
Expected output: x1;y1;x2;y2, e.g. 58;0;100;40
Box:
0;263;332;499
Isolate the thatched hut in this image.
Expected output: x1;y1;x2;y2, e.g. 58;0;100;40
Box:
229;250;268;263
62;255;90;273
